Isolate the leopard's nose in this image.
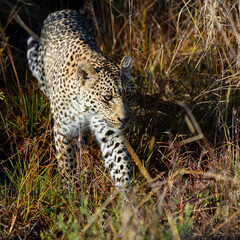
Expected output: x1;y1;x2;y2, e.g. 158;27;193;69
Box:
118;117;130;124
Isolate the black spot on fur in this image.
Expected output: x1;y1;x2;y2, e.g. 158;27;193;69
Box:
104;152;110;158
106;130;115;136
115;142;120;148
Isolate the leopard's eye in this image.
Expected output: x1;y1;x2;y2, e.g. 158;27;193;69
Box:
103;95;113;101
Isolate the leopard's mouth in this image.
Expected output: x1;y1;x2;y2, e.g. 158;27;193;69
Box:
106;118;130;130
105;118;121;128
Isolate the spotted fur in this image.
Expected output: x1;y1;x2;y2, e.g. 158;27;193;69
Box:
27;9;133;187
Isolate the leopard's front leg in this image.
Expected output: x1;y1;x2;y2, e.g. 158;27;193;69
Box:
90;115;133;187
53;123;80;187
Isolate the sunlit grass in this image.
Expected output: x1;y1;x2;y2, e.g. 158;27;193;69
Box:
1;0;240;239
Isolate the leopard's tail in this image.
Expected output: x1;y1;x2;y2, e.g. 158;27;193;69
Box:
27;36;39;80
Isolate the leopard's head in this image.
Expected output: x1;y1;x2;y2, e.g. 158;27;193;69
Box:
78;56;133;129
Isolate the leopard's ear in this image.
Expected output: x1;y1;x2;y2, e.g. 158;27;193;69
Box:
77;61;98;86
120;56;132;75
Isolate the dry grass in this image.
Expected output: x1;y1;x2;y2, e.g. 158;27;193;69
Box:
1;0;240;239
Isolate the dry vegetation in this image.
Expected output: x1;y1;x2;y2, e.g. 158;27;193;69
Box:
1;0;240;239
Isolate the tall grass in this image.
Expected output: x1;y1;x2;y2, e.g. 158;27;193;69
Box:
1;0;240;239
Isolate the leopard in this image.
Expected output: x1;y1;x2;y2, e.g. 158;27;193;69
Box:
27;9;133;188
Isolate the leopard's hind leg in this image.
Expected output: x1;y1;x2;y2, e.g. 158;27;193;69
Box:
27;36;50;98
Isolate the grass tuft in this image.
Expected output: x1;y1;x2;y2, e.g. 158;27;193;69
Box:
1;0;240;239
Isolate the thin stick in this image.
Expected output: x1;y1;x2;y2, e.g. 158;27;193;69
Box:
5;1;40;41
124;139;153;183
